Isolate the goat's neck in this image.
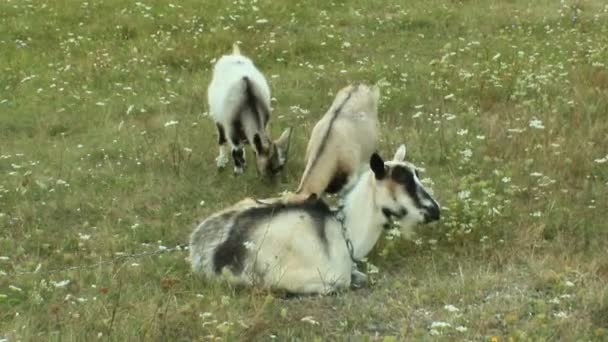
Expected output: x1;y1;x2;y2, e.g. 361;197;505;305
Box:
342;172;385;260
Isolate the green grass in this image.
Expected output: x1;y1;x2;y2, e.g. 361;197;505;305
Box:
1;0;608;340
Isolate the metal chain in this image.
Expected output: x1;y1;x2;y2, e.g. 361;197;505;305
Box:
334;203;357;263
1;243;189;278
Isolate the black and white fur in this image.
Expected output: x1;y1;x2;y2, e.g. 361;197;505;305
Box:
189;145;440;295
208;44;292;176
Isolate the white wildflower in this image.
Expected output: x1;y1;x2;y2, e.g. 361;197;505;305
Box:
367;263;379;274
460;149;473;159
9;285;23;292
455;326;468;332
554;311;568;319
492;53;501;60
529;117;545;129
51;280;70;288
507;128;525;134
457;129;468;136
458;190;471;200
444;304;460;312
444;93;455;100
594;155;608;164
501;177;511;183
164;120;179;127
430;321;451;329
301;316;319;325
565;280;575;287
255;19;269;24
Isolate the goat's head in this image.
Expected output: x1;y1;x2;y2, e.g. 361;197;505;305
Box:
368;144;441;231
252;127;293;177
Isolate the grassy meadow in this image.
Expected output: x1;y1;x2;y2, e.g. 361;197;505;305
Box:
1;0;608;340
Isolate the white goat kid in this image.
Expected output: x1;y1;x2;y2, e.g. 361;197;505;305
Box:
294;83;380;200
208;44;292;176
189;145;441;295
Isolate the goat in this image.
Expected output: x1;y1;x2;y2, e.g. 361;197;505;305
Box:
208;43;292;176
189;144;441;295
292;83;380;201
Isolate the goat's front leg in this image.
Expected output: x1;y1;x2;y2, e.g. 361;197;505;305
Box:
350;266;368;289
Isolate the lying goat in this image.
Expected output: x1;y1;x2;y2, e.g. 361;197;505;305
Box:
293;83;380;201
208;44;292;176
189;144;441;295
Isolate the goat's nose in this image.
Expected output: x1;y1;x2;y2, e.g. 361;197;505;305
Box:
424;205;440;223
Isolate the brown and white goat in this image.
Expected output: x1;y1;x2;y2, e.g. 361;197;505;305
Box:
189;145;441;295
208;44;292;176
293;84;380;200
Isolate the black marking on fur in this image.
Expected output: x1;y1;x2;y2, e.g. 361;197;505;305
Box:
212;198;333;275
253;133;264;155
216;123;227;145
230;120;247;145
232;148;245;168
325;171;348;194
382;206;408;229
243;76;269;131
370;153;387;180
297;90;353;193
267;145;283;175
390;165;422;208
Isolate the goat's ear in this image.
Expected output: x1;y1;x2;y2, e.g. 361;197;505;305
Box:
275;127;292;164
253;133;264;154
275;127;292;148
393;144;407;162
370;152;386;180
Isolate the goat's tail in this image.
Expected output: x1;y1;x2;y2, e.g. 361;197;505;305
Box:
232;42;241;55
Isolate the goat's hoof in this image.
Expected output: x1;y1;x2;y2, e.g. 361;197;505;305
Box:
216;156;229;169
350;270;368;289
233;166;244;174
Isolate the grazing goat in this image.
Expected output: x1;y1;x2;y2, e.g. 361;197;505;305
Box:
293;83;380;201
189;144;441;295
208;44;292;176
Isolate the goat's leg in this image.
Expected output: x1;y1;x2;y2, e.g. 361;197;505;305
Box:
215;123;230;169
350;268;368;289
276;267;350;295
230;140;246;175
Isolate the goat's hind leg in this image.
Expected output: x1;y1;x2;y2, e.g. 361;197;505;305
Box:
215;123;230;169
230;135;246;174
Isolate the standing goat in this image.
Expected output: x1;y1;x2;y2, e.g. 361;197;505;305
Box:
208;44;292;176
293;84;380;201
189;144;441;295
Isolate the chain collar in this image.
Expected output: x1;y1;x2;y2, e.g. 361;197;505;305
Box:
334;203;357;263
